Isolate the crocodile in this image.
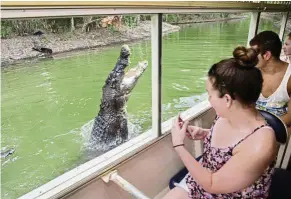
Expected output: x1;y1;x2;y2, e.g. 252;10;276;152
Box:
90;45;148;147
31;30;53;58
1;148;15;158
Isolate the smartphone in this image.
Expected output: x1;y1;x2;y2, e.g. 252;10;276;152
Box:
178;115;190;133
178;115;183;127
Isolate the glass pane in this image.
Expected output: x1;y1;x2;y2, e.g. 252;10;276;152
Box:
258;12;281;34
1;14;152;198
161;13;276;123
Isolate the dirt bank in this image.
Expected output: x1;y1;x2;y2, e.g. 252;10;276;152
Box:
1;16;248;67
1;21;180;67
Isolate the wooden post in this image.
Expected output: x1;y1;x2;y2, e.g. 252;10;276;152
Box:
71;17;75;32
136;15;140;25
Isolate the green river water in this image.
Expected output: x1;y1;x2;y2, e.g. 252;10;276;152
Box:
1;18;279;198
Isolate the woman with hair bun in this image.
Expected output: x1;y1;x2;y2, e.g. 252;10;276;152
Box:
162;46;278;199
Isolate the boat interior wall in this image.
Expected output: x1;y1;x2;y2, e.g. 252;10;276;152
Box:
63;110;216;199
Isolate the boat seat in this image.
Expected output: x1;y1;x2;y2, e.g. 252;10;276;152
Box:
260;110;287;144
169;110;290;198
169;156;201;190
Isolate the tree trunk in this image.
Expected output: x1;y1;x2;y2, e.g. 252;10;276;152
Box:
136;15;140;25
71;17;75;32
82;16;102;32
82;16;93;32
164;14;168;22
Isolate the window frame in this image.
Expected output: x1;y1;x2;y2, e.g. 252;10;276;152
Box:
2;2;289;198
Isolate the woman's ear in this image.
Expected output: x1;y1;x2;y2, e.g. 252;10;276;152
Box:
224;94;232;108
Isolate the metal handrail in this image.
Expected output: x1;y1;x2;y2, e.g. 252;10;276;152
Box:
102;170;151;199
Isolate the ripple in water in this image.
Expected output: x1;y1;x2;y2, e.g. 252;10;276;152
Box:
173;93;208;109
172;83;190;91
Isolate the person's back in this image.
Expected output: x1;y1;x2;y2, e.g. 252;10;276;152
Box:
256;63;291;116
250;31;291;126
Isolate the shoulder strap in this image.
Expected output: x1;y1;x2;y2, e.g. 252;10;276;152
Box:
210;115;219;137
233;124;270;148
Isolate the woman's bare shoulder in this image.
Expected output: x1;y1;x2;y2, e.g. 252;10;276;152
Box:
237;126;277;158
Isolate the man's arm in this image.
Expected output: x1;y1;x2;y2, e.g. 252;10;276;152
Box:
280;99;291;127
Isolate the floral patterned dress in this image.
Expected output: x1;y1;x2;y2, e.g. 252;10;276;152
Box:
185;118;275;199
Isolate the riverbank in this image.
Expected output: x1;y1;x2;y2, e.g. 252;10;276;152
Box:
1;21;180;67
2;13;290;68
261;13;291;32
1;15;248;67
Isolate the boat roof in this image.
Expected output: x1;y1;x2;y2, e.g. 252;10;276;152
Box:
1;1;291;19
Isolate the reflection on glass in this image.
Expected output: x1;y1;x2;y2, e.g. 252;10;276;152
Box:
162;18;279;122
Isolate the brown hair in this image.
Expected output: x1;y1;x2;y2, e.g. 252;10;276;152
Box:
208;46;263;105
249;31;282;59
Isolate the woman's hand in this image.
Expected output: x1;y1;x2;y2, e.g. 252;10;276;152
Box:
187;126;208;140
171;115;189;146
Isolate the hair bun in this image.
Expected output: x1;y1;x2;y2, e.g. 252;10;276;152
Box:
233;46;258;68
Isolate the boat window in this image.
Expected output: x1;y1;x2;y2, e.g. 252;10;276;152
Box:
1;8;290;198
162;12;253;125
1;14;153;198
258;12;281;34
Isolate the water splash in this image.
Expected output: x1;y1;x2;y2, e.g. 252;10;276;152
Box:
79;116;142;159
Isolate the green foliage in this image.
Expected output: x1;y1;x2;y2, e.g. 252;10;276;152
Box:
123;15;138;28
44;18;71;33
1;13;241;38
162;13;233;23
107;24;117;33
164;14;181;23
1;21;13;38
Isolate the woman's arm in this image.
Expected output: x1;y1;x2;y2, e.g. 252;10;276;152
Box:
187;126;210;140
174;128;276;194
280;99;291;127
186;125;210;140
